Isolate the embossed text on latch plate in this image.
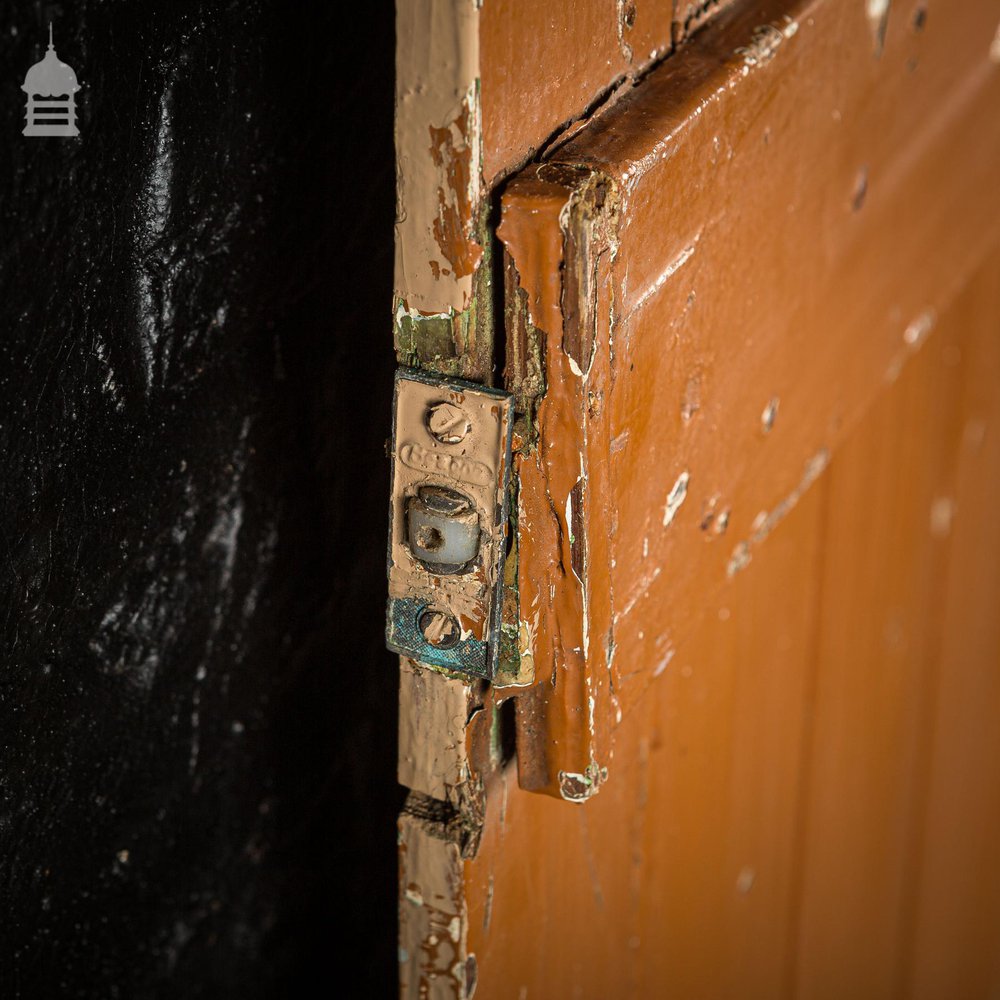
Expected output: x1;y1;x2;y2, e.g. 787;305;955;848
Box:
386;368;513;678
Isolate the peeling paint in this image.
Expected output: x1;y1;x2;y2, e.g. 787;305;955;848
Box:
398;813;470;999
498;165;617;798
395;0;482;315
429;103;480;281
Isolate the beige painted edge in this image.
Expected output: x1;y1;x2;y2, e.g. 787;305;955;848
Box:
398;658;474;801
395;0;482;315
399;812;470;1000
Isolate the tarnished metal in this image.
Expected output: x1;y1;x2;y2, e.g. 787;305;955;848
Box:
386;368;513;677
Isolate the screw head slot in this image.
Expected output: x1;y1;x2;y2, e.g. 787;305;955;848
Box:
418;608;461;648
427;402;471;444
418;484;473;515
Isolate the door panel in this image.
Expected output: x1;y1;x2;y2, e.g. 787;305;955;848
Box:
501;0;1000;799
465;241;1000;1000
467;477;826;998
393;0;1000;995
790;270;975;998
907;254;1000;999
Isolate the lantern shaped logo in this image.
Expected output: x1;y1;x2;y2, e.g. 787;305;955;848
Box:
22;24;81;138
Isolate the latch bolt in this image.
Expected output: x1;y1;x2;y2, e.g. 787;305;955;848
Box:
406;485;479;574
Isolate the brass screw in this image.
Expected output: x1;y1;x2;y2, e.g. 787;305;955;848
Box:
427;402;471;444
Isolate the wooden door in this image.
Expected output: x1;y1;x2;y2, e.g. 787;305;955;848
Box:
392;1;1000;996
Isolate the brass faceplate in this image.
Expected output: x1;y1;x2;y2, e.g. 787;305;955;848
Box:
386;368;514;678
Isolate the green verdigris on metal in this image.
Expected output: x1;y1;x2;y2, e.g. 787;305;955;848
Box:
385;368;513;680
393;204;496;384
393;308;459;369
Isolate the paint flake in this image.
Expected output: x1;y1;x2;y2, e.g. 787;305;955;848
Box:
662;471;690;527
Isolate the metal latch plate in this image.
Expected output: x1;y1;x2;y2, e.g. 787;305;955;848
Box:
386;368;513;678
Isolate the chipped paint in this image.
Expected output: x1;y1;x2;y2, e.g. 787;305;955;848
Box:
904;310;935;346
736;16;799;69
887;308;936;382
398;812;470;999
393;300;460;367
395;0;482;316
392;211;495;380
498;165;618;798
662;471;690;527
616;0;636;62
652;647;675;678
558;762;609;802
866;0;891;56
761;397;780;433
727;450;830;577
700;494;731;537
567;473;591;658
726;540;752;576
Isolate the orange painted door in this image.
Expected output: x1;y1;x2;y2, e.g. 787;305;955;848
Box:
392;1;1000;997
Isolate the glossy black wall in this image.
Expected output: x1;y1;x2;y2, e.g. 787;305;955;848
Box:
0;1;398;995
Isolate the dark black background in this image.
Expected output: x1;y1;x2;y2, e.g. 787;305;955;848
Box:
0;1;398;995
